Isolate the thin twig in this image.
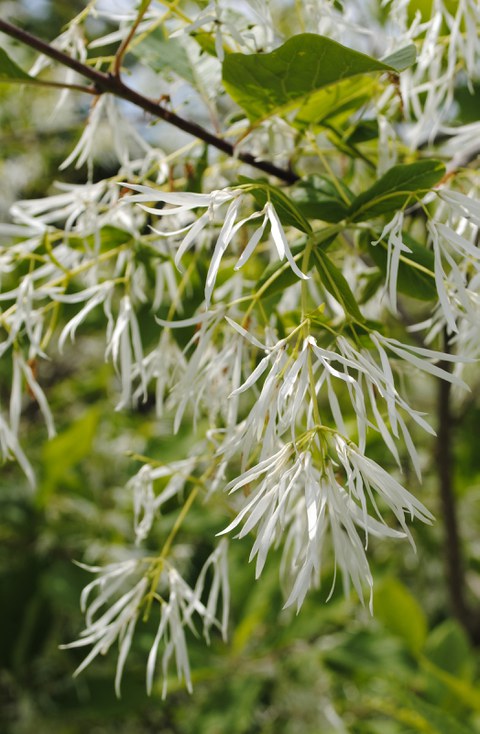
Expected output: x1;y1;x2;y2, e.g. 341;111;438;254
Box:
10;78;98;94
0;19;299;184
113;0;153;78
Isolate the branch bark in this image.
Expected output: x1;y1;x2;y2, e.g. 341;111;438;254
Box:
436;330;477;640
0;19;299;185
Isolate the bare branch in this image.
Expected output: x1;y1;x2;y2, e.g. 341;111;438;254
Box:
0;19;299;184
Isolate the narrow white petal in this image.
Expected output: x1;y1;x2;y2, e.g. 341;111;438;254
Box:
174;212;210;268
225;317;267;349
205;198;241;305
266;203;309;280
121;183;212;207
234;215;268;269
155;311;215;328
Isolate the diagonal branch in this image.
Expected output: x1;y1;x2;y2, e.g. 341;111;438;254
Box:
0;19;299;185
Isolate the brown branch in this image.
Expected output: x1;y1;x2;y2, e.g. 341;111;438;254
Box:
436;330;475;639
0;19;299;185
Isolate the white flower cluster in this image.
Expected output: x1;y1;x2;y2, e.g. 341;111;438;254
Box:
1;0;479;698
61;538;229;698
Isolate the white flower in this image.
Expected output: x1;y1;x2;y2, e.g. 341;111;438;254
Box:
220;330;442;481
29;22;88;112
146;547;229;697
373;330;469;386
222;339;288;465
334;436;433;539
0;409;35;487
219;437;424;612
156;310;227;431
396;0;480;147
123;184;308;305
60;95;152;176
61;559;148;697
371;211;411;313
0;276;46;360
64;544;229;699
10;351;55;441
439;189;480;228
170;0;257;61
10;179;132;239
56;283;114;352
450;272;480;368
336;334;435;476
129;458;197;545
146;568;193;697
105;295;147;410
132;329;186;418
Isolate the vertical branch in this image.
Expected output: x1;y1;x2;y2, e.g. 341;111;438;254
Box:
436;330;471;633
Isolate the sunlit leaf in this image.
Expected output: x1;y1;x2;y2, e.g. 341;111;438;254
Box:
222;33;399;122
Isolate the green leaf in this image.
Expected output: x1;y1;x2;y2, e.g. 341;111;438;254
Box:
256;247;303;300
399;691;475;734
190;31;219;58
345;119;379;145
381;44;417;71
295;75;379;129
255;226;340;302
367;231;437;301
0;47;36;84
131;26;195;84
425;620;474;681
222;33;398;122
186;145;209;193
348;160;446;221
358;268;384;304
291;175;353;223
0;46;84;91
38;408;101;504
238;179;312;234
66;225;134;252
313;248;365;322
454;82;480;124
375;577;428;655
420;656;480;712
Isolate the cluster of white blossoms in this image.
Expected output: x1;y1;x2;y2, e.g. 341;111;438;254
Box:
60;539;229;698
1;0;479;697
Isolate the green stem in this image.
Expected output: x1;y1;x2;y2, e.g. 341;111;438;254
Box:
113;0;153;77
